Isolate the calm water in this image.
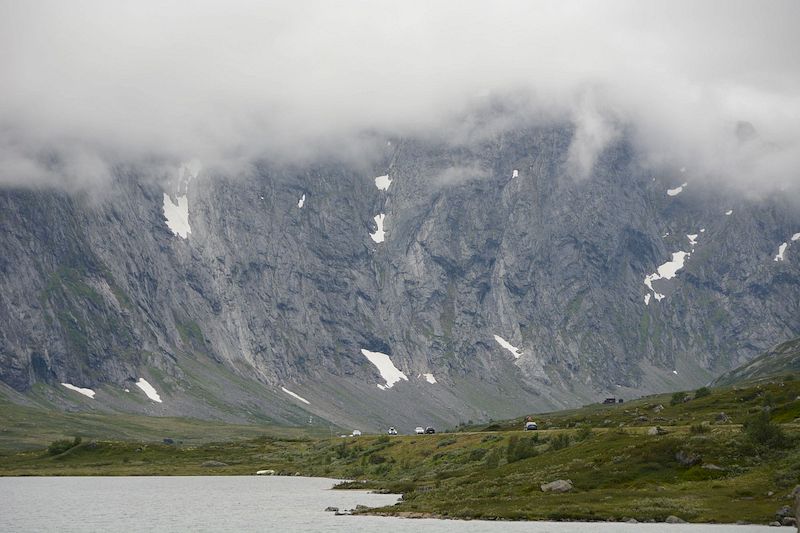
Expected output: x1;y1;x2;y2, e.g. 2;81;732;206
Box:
0;476;776;532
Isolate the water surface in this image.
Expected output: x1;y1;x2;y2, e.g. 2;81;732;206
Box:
0;476;777;532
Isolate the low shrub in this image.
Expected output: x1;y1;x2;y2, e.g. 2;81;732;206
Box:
369;454;386;464
742;411;786;449
47;436;81;456
506;436;539;463
576;425;593;441
670;392;689;406
485;448;501;469
550;433;571;451
468;448;487;462
694;387;711;399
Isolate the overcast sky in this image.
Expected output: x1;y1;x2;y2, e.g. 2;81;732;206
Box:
1;0;799;191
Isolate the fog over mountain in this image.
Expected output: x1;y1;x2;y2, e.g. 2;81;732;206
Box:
1;2;799;430
1;0;799;193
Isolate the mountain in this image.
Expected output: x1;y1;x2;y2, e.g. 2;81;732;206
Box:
713;336;800;386
1;123;799;431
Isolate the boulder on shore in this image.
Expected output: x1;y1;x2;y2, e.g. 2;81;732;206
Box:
541;479;573;493
256;469;276;475
665;515;686;523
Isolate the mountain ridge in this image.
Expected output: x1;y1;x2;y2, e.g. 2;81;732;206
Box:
1;124;798;430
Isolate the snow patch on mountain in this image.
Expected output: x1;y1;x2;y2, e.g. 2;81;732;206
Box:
725;210;733;215
494;335;523;359
644;251;690;303
774;243;788;261
162;161;200;239
370;214;386;243
61;383;95;399
667;183;688;196
361;349;408;389
281;386;310;405
512;169;519;178
135;378;162;403
374;175;392;190
422;373;437;384
687;234;698;246
163;194;191;238
298;194;305;208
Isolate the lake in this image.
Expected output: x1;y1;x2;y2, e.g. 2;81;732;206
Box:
0;476;778;532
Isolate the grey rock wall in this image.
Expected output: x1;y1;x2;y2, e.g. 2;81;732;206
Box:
0;125;798;429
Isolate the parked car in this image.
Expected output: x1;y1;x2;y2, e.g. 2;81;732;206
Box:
414;426;425;434
352;430;362;436
524;421;538;431
424;427;436;434
388;427;398;435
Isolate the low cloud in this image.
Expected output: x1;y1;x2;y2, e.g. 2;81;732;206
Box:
0;1;798;193
432;164;489;188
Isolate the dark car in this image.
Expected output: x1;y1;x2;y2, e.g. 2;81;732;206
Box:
424;427;436;434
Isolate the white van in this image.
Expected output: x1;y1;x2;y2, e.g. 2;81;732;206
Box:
352;430;362;436
414;426;424;434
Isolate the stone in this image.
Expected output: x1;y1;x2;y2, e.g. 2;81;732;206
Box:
648;426;667;436
324;507;338;512
201;461;228;467
780;516;796;527
768;521;781;527
701;464;724;471
715;412;731;423
653;404;664;413
256;469;276;475
795;488;800;529
665;515;686;523
541;479;573;493
675;450;702;466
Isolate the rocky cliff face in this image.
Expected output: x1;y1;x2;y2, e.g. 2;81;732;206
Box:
1;124;798;431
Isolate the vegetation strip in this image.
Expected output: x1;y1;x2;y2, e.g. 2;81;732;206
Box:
2;377;799;526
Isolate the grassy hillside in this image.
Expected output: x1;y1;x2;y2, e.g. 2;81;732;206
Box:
459;373;800;433
0;393;330;451
714;337;800;386
2;377;798;524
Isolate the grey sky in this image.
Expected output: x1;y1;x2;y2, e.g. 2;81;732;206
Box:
1;0;798;191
